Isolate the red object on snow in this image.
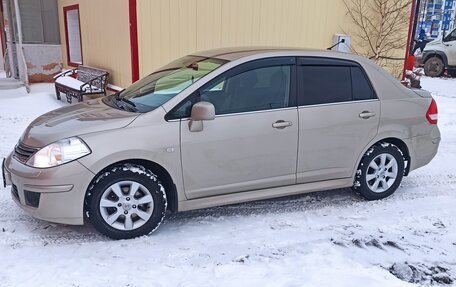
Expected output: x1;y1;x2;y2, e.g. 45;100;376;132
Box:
405;54;415;71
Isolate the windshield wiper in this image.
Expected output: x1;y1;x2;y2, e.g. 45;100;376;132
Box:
113;94;138;112
120;97;137;108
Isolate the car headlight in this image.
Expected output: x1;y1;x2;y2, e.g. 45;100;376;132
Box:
26;137;91;168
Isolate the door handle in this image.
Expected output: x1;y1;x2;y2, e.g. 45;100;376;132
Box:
359;111;376;119
272;120;293;129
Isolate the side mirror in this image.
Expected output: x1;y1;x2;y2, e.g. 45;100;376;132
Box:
189;101;215;132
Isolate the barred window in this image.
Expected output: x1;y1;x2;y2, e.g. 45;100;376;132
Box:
18;0;60;44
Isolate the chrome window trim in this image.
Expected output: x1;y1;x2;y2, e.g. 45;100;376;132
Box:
166;100;379;122
297;99;380;109
215;107;298;118
167;106;298;122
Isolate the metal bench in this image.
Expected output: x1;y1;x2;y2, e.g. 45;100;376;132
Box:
54;66;109;103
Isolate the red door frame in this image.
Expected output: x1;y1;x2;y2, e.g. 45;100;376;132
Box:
403;0;418;79
63;4;83;67
129;0;139;83
0;3;5;57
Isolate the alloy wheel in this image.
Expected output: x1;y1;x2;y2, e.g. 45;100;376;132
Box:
99;181;154;231
365;153;398;193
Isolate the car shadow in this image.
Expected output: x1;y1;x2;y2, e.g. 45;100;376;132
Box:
166;188;360;222
9;188;363;244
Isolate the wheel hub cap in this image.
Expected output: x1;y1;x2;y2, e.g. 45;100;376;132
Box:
366;153;399;193
123;202;132;211
99;181;154;231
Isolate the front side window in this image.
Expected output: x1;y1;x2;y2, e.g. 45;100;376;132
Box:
170;58;293;118
103;56;227;113
202;65;291;115
444;28;456;42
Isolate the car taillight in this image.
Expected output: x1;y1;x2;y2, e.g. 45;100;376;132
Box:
426;98;438;125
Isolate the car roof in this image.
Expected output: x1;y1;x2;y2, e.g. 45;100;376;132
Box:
191;46;373;65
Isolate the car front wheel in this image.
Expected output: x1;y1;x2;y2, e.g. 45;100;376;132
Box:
424;56;445;77
86;164;167;240
353;143;405;200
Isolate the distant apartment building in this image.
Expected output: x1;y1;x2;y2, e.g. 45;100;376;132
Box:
442;0;456;30
417;0;456;38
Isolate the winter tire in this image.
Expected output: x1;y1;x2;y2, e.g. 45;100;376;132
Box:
448;69;456;78
353;143;405;201
424;56;445;77
86;164;167;240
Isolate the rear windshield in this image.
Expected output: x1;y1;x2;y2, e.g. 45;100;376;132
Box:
103;55;228;112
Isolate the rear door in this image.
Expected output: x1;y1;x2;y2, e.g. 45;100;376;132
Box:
296;57;380;183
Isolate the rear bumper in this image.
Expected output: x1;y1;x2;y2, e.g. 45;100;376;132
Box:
406;126;441;172
3;155;94;225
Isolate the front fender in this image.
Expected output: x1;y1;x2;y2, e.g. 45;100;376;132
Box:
77;120;185;202
423;50;448;67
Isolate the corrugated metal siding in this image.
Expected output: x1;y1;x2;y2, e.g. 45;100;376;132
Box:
137;0;359;77
57;0;409;87
57;0;131;87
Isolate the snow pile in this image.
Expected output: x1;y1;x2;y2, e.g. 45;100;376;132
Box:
0;80;455;287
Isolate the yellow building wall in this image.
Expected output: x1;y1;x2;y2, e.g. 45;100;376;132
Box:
57;0;132;87
137;0;409;78
136;0;380;77
57;0;410;87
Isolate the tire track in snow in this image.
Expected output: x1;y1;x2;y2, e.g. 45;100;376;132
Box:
0;172;454;247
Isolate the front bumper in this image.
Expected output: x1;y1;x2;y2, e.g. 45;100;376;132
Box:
2;155;94;225
2;158;12;187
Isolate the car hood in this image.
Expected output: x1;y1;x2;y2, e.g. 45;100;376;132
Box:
424;38;443;51
21;98;139;147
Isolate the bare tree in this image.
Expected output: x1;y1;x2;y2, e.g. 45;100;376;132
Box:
343;0;412;77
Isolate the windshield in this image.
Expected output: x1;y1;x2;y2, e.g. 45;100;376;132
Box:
103;55;228;112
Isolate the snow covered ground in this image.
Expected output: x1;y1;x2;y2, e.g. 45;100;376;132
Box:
0;77;455;287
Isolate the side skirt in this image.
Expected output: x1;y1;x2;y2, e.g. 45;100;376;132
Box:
178;178;353;212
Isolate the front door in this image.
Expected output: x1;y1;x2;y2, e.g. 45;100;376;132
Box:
296;57;380;183
443;28;456;66
175;57;298;199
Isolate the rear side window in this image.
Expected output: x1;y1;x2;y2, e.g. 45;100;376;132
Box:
297;60;375;106
351;67;374;101
299;66;351;106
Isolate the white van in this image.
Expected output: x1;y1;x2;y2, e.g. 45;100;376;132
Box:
423;28;456;77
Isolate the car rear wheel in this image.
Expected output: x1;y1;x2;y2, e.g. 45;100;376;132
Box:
86;164;167;239
424;56;445;77
353;143;405;200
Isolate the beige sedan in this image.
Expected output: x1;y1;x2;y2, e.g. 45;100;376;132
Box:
2;48;440;239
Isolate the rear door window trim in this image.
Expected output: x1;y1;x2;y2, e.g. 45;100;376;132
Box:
296;57;378;107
